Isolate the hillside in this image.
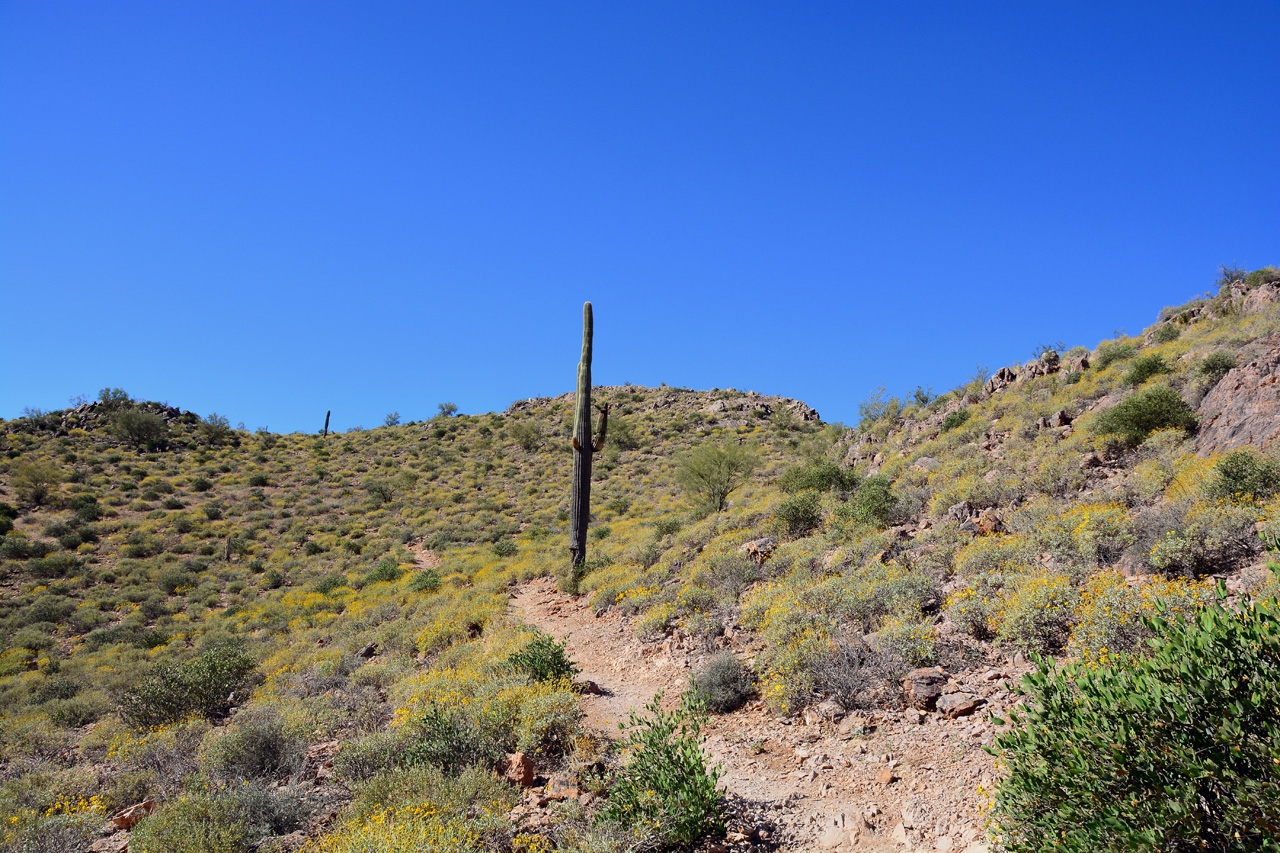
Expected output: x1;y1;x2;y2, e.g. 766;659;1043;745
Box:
2;266;1279;852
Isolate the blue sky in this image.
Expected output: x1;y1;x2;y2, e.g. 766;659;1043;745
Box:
2;2;1277;432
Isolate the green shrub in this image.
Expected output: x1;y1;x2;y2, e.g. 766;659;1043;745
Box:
1093;386;1196;448
409;568;441;593
689;653;754;713
837;475;898;527
1123;353;1170;386
1095;340;1137;369
111;409;170;451
1151;324;1181;344
991;595;1280;853
362;558;404;586
1199;350;1237;386
653;517;682;537
675;441;760;513
201;707;301;780
507;634;580;683
131;784;307;853
191;477;213;492
246;473;269;487
599;693;724;847
777;461;859;494
772;489;823;538
940;408;971;432
399;706;502;776
1210;450;1280;503
119;640;258;729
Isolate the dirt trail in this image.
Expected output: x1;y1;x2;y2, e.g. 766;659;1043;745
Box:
510;577;1003;853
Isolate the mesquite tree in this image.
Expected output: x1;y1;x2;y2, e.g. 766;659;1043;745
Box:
569;302;608;567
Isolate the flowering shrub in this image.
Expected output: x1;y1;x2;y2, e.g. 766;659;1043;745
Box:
1066;572;1212;666
599;693;724;848
991;595;1280;852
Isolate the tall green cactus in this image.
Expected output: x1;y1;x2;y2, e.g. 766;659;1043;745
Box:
569;302;608;567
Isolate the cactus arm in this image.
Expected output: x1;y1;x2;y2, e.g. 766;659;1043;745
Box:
593;403;609;453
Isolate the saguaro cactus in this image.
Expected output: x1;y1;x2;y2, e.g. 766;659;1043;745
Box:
569;302;608;567
323;411;331;438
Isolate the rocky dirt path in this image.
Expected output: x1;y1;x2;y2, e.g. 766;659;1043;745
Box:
510;577;1007;853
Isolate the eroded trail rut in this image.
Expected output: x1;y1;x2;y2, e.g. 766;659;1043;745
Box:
510;577;1001;853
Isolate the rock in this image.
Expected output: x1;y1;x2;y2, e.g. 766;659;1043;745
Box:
261;831;308;851
356;642;378;658
936;693;986;718
576;679;602;695
946;501;972;523
912;456;938;473
983;367;1017;397
1067;354;1090;373
499;752;535;787
1079;452;1103;469
89;835;129;853
110;799;156;830
957;518;979;536
1048;410;1072;428
1196;332;1280;455
544;773;580;800
902;667;948;710
976;508;1005;536
817;825;848;848
876;766;898;784
740;536;778;564
891;821;909;843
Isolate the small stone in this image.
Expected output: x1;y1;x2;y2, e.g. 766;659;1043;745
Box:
876;766;898;784
110;799;155;830
499;752;535;787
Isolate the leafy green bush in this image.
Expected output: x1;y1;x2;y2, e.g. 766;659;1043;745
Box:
399;706;502;775
1093;386;1196;448
362;558;404;586
507;633;580;683
991;595;1280;853
1123;353;1170;386
1199;351;1237;387
772;489;823;537
119;640;258;729
111;409;170;450
408;568;441;593
599;693;724;847
777;461;859;494
675;441;760;513
940;408;971;432
1095;340;1137;369
1151;324;1181;344
836;475;898;526
1210;450;1280;503
689;653;754;713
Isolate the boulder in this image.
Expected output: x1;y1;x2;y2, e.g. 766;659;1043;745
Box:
983;367;1017;397
946;501;972;523
499;752;535;787
1196;332;1280;455
936;692;986;718
110;799;156;830
902;667;948;710
976;508;1005;536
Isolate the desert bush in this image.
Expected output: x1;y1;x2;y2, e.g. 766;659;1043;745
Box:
398;706;503;776
130;783;308;853
995;574;1079;654
408;568;441;592
875;617;936;667
1093;385;1196;448
11;461;61;506
197;413;234;446
119;640;258;729
777;461;858;494
111;409;169;450
1067;502;1135;566
1067;572;1213;665
836;475;897;527
991;595;1280;853
492;538;518;557
599;693;724;848
675;441;759;513
1198;350;1237;387
507;633;580;683
940;408;971;432
508;421;542;452
1151;324;1181;344
772;489;823;537
689;653;754;713
200;707;302;780
1123;353;1170;386
1094;339;1136;369
362;558;404;586
812;639;904;710
1209;450;1280;503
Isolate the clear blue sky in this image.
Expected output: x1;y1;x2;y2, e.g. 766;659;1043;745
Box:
2;2;1276;432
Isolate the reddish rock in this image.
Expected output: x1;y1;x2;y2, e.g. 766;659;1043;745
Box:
110;799;156;830
875;766;898;784
499;752;535;787
1197;332;1280;455
902;667;948;711
544;773;580;801
936;692;986;719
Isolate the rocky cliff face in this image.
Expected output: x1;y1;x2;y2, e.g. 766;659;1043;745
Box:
1197;331;1280;456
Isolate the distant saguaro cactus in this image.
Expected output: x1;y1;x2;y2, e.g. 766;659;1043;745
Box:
323;410;330;438
569;302;608;567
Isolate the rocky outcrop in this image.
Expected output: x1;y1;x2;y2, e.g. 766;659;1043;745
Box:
1196;332;1280;456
